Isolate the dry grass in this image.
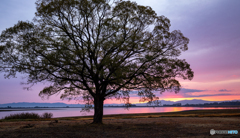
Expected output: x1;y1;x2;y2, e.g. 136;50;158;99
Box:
0;109;240;138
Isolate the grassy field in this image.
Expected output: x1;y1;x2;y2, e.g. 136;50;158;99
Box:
0;109;240;137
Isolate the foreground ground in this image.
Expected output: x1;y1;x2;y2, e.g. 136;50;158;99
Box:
0;109;240;138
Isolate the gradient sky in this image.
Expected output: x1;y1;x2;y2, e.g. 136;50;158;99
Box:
0;0;240;104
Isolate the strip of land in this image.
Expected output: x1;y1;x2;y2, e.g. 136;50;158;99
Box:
0;108;61;112
59;109;240;120
0;109;239;137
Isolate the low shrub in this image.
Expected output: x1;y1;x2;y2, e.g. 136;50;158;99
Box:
3;112;53;120
41;112;53;119
4;112;41;120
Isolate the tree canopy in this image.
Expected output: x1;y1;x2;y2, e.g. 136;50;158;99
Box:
0;0;193;123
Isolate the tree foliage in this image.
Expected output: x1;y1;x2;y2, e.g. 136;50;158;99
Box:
0;0;193;123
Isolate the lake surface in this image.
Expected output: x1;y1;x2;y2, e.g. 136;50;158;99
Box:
1;107;240;119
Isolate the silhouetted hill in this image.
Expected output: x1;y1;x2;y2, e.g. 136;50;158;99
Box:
0;102;84;108
174;99;218;105
134;99;220;106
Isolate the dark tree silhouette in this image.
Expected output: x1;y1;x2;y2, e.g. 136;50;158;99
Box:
0;0;193;124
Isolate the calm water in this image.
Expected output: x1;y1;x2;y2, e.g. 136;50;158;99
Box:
1;107;240;119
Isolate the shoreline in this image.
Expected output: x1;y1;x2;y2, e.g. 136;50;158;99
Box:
1;109;240;121
1;105;240;112
57;109;240;120
1;109;240;137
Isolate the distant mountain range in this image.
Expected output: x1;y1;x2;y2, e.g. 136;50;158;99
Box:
0;102;85;108
133;99;222;106
0;99;234;107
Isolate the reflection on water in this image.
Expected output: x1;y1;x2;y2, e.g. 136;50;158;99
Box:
0;107;239;118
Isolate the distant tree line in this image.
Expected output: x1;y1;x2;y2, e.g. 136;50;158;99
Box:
163;103;181;107
104;104;137;107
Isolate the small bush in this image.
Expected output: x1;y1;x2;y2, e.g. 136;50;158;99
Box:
3;112;53;120
41;112;53;119
4;112;41;120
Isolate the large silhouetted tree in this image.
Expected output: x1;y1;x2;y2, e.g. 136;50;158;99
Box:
0;0;193;123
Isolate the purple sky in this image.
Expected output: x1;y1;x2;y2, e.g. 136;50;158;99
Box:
0;0;240;104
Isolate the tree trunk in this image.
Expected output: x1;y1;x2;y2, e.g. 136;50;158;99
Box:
92;97;104;124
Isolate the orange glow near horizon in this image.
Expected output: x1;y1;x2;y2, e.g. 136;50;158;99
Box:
60;88;240;105
162;95;240;102
163;98;200;102
103;94;240;104
57;95;240;105
104;97;146;104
